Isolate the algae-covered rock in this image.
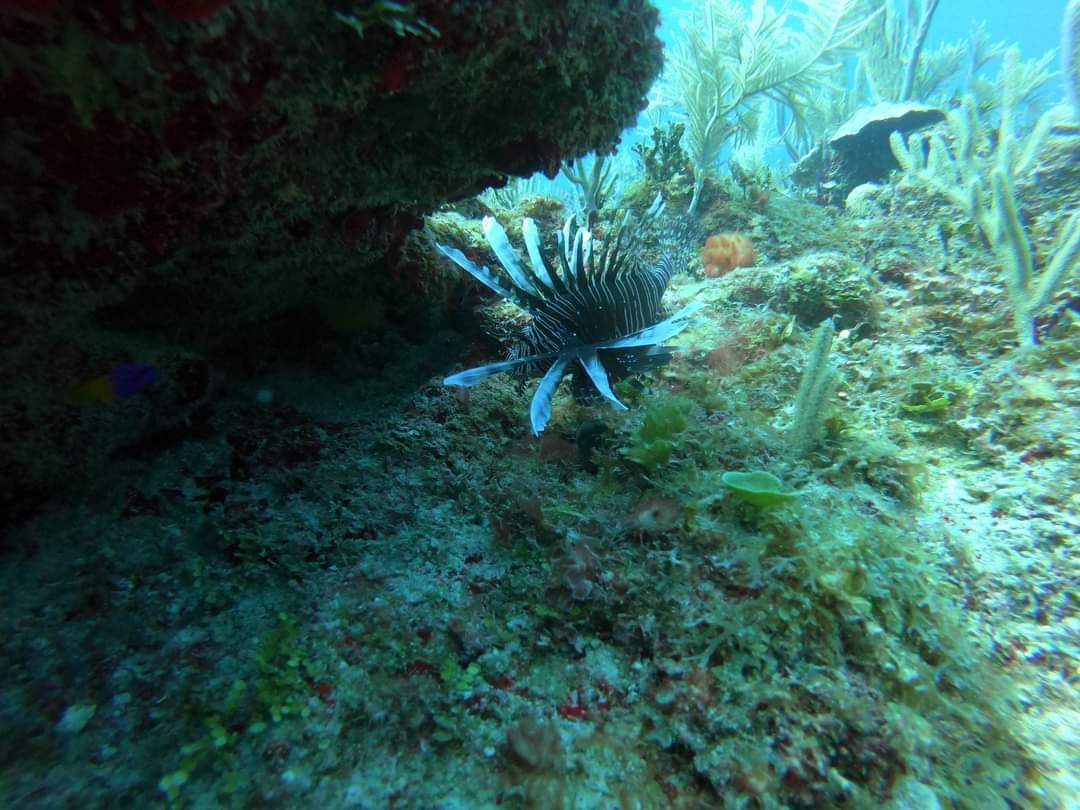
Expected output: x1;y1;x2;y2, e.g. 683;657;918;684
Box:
778;251;882;336
621;397;694;470
722;251;882;337
828;102;945;199
844;182;887;218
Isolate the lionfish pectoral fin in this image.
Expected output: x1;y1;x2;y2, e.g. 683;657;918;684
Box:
529;354;574;436
595;300;706;350
443;364;513;388
444;348;562;388
577;348;628;413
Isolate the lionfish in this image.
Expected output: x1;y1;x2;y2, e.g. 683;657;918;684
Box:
436;204;701;435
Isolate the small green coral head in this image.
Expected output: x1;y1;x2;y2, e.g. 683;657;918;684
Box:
721;471;797;507
620;396;694;470
639;397;692;442
899;382;955;415
623;438;675;469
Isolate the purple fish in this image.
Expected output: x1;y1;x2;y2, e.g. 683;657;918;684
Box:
107;362;158;399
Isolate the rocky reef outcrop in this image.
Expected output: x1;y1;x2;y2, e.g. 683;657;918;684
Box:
0;0;663;525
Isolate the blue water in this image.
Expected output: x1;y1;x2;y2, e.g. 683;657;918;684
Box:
653;0;1068;93
928;0;1064;58
654;0;1065;53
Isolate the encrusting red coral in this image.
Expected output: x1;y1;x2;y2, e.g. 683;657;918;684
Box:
701;233;755;278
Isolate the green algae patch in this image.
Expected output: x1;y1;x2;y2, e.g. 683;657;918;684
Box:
621;396;694;470
899;382;959;415
721;471;798;506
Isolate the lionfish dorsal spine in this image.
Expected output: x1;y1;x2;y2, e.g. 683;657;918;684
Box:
521;218;559;293
567;228;583;285
482;216;544;300
434;243;517;301
568;228;593;289
555;228;571;285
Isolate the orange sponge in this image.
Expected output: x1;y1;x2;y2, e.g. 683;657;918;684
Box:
701;233;754;278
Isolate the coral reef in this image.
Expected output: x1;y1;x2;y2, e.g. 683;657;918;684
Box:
890;49;1080;347
0;5;1077;810
1;152;1076;809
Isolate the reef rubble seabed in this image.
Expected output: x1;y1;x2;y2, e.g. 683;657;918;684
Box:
1;173;1078;810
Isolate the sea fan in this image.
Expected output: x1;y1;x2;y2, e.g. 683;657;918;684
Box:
437;208;701;435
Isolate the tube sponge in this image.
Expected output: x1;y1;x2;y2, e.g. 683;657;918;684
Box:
789;319;836;456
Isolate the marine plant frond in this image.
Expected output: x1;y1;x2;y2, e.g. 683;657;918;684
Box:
561;153;619;219
995;48;1057;113
665;0;882;211
743;0;878;97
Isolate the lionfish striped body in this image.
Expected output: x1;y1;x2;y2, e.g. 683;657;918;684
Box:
437;207;701;435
